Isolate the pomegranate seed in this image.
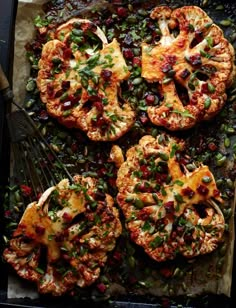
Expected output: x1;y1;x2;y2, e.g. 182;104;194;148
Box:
180;69;190;79
201;83;209;94
195;30;204;43
63;48;72;58
181;187;195;198
61;80;70;90
166;55;177;65
188;54;202;66
62;101;72;110
93;101;104;113
117;7;127;17
140;165;151;178
145;94;155;105
164;201;175;213
62;212;72;222
101;69;112;81
132;56;141;66
197;184;209;196
161;63;172;73
123;48;134;59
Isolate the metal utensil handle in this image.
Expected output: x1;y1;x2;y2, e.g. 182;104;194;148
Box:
0;63;14;101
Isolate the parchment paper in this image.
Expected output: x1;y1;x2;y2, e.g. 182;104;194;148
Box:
10;0;235;300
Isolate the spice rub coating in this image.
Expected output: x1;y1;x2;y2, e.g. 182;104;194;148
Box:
116;134;225;262
3;176;122;296
142;6;235;130
37;18;135;141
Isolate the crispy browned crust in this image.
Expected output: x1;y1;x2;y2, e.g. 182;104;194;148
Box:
37;18;135;141
142;6;235;130
116;134;225;262
3;176;122;296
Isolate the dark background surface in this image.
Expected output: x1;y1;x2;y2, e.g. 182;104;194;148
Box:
0;0;235;307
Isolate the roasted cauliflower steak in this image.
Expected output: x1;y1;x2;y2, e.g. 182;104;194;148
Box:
37;18;135;141
142;6;235;130
116;134;225;262
3;176;122;296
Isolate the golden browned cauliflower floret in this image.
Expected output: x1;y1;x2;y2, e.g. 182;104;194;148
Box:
142;6;235;130
37;18;135;141
116;134;225;262
3;176;122;296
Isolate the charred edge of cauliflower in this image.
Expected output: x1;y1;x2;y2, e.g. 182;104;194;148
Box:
3;176;122;296
116;134;225;262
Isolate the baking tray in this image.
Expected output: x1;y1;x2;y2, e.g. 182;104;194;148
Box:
0;0;236;307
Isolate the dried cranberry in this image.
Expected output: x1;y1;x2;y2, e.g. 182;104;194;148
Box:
213;189;220;198
38;110;49;121
54;89;64;98
47;84;54;97
137;182;152;193
63;48;72;59
139;112;149;124
137;210;150;221
181;187;195;198
117;7;127;17
195;30;204;43
161;63;172;73
164;201;175;213
123;48;134;59
188;54;202;66
208;142;217;151
180;69;190;79
201;83;209;94
61;80;70;90
166;55;177;65
101;69;112;81
93;101;104;113
140;165;151;179
94;116;107;128
35;225;45;235
62;212;72;222
197;184;209;196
